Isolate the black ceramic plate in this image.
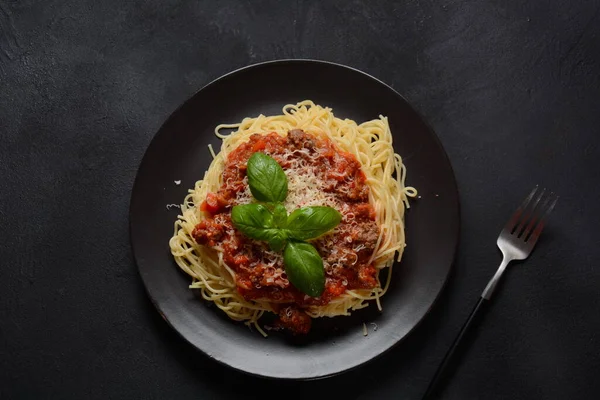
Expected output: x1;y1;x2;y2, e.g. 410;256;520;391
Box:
130;60;459;379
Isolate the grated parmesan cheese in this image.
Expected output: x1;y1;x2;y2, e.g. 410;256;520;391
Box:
232;148;345;214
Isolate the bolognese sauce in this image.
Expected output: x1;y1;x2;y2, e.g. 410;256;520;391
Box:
192;129;380;334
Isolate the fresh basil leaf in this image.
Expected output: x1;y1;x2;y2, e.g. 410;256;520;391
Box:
247;153;288;203
268;231;287;252
272;203;288;228
231;204;279;241
283;242;325;297
286;206;342;241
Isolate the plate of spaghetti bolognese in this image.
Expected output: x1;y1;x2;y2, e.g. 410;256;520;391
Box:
130;60;459;379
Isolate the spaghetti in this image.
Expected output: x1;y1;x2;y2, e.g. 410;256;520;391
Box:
169;101;416;335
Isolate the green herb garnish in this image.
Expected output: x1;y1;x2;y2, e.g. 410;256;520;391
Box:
231;153;341;297
286;206;342;241
230;203;279;242
246;152;288;202
283;242;326;297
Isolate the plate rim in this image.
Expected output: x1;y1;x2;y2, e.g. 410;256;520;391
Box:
129;58;460;380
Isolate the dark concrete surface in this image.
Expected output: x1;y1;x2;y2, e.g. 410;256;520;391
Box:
1;1;599;399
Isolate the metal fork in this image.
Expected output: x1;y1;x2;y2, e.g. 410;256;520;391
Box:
422;187;558;400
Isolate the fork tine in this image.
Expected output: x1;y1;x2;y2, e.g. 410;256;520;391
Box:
522;191;551;240
525;194;558;246
503;186;538;234
515;187;546;237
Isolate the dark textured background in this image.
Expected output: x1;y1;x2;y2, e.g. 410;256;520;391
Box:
1;0;599;399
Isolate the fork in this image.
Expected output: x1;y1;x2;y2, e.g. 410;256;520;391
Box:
422;186;558;400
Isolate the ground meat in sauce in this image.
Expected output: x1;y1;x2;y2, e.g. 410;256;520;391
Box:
288;129;315;149
192;130;381;334
275;306;312;335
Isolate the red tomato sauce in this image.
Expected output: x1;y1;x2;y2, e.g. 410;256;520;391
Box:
192;130;380;334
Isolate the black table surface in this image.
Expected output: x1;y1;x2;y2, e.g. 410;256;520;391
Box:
1;1;599;399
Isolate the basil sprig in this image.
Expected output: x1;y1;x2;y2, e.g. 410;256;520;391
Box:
283;242;325;297
230;204;280;242
272;204;288;228
247;152;288;202
230;152;341;297
286;206;342;241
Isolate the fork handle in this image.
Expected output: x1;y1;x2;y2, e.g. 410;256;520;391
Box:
422;297;490;400
482;257;510;300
